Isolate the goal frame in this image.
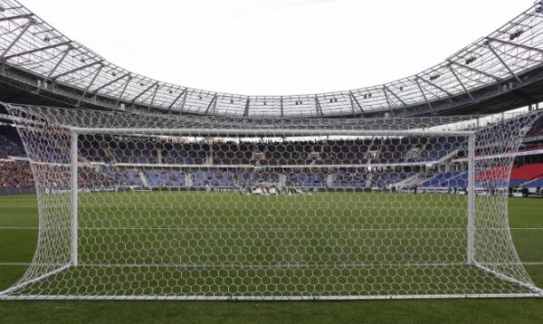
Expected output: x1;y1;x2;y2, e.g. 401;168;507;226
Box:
1;112;543;300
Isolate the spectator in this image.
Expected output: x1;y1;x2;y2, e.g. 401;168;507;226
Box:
0;161;34;188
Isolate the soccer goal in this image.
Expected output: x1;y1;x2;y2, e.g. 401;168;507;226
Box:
1;103;542;300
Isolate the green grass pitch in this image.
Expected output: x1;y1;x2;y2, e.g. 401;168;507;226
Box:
0;193;542;323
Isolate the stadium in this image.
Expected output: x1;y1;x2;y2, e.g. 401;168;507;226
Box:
0;0;543;322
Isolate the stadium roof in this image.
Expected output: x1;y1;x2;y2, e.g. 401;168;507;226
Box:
1;0;543;118
4;103;484;136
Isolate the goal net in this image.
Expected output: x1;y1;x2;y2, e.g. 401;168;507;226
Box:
1;104;542;300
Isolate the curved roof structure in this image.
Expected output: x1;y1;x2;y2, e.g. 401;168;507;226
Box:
1;0;543;118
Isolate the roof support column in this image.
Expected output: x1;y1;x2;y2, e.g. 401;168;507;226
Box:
131;81;158;105
178;90;188;114
415;77;435;114
243;98;250;117
115;76;133;106
383;85;408;114
348;93;356;115
448;66;474;101
44;46;72;82
280;96;284;118
314;96;323;117
349;91;364;115
76;64;103;107
167;89;187;112
148;84;160;110
204;94;218;115
382;87;395;117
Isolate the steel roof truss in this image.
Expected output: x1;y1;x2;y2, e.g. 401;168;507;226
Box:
487;37;543;55
0;19;33;59
51;60;102;81
447;60;501;82
416;76;453;97
487;43;522;83
91;72;130;94
2;41;71;62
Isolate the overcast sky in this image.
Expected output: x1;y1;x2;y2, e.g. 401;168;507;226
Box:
22;0;533;96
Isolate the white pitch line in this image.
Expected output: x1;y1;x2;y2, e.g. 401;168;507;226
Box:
0;226;540;230
0;262;542;267
0;206;38;208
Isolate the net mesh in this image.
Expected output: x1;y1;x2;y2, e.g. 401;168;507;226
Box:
1;104;542;300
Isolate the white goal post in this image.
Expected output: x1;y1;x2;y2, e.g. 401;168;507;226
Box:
1;104;542;300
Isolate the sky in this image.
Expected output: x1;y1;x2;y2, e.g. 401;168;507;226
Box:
21;0;534;96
